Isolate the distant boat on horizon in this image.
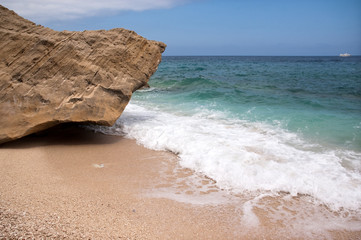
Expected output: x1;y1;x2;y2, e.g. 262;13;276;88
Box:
339;53;351;57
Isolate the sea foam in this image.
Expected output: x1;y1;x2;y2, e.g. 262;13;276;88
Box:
90;103;361;213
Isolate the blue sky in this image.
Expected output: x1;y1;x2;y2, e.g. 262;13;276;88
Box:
3;0;361;56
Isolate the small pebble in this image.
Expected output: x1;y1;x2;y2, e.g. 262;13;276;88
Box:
92;163;104;168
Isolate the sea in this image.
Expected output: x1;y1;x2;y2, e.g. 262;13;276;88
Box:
91;56;361;232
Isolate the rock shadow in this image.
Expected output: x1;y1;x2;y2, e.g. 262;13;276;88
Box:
1;123;122;149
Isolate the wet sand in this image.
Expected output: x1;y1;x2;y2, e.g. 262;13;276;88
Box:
0;125;360;239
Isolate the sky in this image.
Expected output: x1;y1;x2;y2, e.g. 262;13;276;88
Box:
2;0;361;56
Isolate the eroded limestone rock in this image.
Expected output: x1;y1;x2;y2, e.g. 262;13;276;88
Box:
0;5;166;144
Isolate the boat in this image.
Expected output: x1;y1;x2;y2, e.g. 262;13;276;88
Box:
339;53;351;57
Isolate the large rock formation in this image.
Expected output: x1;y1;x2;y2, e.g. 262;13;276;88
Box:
0;5;166;144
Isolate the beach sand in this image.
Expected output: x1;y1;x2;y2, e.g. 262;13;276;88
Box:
0;125;360;239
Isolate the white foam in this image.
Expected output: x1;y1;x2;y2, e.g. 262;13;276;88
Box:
90;103;361;213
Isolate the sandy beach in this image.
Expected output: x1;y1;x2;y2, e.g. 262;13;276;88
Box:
0;125;360;239
1;1;360;239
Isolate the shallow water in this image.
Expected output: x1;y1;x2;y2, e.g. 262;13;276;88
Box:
90;56;361;231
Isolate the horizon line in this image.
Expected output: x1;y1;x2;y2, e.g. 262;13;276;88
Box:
162;55;361;57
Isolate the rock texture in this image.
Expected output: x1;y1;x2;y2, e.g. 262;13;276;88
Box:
0;5;166;144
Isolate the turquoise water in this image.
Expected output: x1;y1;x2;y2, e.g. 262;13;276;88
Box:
134;56;361;151
93;56;361;214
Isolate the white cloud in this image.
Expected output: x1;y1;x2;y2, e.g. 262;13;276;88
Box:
1;0;190;22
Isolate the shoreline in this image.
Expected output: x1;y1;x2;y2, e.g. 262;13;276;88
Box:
0;125;360;239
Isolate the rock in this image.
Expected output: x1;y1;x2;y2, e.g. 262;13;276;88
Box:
0;5;166;144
